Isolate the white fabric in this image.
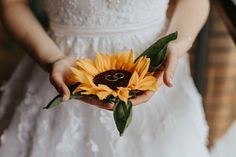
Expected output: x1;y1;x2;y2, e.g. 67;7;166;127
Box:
0;0;210;156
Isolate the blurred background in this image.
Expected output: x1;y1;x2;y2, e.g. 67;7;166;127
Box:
0;0;235;149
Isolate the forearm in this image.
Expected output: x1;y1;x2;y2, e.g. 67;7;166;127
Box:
166;0;210;56
0;0;64;71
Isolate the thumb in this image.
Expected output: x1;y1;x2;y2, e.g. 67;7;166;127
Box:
50;73;71;101
163;52;179;87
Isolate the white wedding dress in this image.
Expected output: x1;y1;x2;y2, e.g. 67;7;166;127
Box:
0;0;210;157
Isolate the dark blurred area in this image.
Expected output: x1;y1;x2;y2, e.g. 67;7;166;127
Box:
0;0;236;148
0;0;48;88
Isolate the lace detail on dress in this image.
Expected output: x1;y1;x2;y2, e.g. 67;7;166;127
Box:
43;0;169;27
106;0;128;9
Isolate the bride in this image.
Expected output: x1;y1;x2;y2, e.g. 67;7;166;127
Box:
0;0;210;156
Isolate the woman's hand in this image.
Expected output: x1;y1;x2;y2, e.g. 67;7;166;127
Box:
130;37;193;106
49;55;74;101
49;55;114;110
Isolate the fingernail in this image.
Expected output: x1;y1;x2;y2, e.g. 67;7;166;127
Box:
169;78;174;87
62;95;68;101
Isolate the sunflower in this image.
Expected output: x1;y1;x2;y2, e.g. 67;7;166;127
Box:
70;50;158;103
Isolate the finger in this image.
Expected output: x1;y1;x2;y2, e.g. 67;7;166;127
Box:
153;71;164;86
130;91;154;106
153;70;163;78
163;52;179;87
79;96;114;110
50;73;71;101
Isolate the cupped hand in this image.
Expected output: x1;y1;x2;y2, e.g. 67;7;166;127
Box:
49;55;75;101
130;38;192;106
49;55;114;111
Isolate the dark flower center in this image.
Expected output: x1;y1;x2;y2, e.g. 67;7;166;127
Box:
93;70;132;90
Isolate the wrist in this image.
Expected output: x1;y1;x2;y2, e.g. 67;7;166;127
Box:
37;48;65;72
49;55;76;73
168;34;194;58
177;33;194;46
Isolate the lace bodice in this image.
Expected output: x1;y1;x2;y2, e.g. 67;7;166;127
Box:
43;0;170;28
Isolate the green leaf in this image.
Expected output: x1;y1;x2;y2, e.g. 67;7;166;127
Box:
43;95;63;109
149;45;168;71
44;92;83;109
104;95;116;103
113;100;133;136
129;90;143;98
135;31;178;71
125;101;132;129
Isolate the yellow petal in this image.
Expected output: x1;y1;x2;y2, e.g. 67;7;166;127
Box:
136;76;158;91
80;86;99;95
128;71;139;89
110;55;117;69
135;56;150;79
85;74;97;87
96;91;113;100
95;52;110;72
81;84;113;100
71;67;87;83
120;49;135;70
116;87;129;103
115;50;135;70
82;58;95;65
96;84;113;92
76;59;98;76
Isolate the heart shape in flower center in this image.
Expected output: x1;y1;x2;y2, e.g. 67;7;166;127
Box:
93;70;132;90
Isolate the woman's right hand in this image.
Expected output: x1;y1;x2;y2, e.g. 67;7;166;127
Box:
49;55;114;110
49;55;74;101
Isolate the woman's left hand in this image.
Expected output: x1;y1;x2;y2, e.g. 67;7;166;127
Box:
130;38;193;106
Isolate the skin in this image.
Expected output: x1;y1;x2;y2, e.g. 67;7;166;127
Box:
0;0;210;110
